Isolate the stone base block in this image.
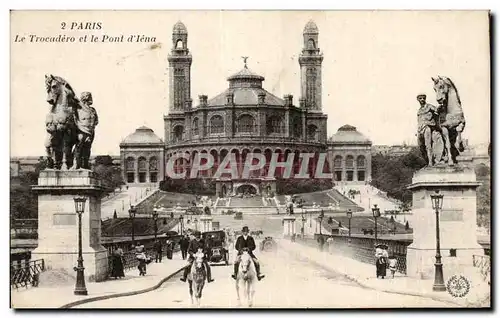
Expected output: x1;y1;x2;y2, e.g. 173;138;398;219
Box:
406;245;484;280
32;245;108;282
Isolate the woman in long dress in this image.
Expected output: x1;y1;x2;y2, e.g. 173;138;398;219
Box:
375;245;388;279
111;245;125;279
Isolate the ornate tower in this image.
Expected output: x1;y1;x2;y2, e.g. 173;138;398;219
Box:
299;20;323;112
168;21;192;113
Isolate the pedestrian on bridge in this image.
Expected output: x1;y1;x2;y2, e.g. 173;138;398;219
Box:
154;239;162;263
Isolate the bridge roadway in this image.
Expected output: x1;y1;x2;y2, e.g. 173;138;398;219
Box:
76;242;451;308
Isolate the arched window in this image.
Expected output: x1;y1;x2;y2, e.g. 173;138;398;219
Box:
266;116;284;134
306;68;317;108
149;157;158;171
126;157;135;183
149;157;158;183
334;156;342;168
138;157;147;183
138;157;147;171
210;115;224;134
307;124;318;141
173;125;184;143
192;118;199;136
126;157;135;171
237;114;255;133
346;155;354;169
307;38;316;49
174;68;185;110
176;39;183;49
357;155;366;168
293;117;302;138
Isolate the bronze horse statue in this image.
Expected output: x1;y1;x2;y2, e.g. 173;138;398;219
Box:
44;74;79;170
432;76;466;165
44;74;97;170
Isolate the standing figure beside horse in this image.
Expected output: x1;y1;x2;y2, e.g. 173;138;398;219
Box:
44;74;98;170
417;76;466;166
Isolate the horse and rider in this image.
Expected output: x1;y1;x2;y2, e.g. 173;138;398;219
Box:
180;231;214;283
232;226;265;281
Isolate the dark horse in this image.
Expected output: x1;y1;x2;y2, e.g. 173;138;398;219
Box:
44;74;79;170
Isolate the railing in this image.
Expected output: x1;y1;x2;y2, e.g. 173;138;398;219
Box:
473;254;490;284
106;235;182;277
10;259;45;289
311;234;410;275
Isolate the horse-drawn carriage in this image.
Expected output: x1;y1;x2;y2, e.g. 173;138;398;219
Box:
202;230;230;265
260;236;277;252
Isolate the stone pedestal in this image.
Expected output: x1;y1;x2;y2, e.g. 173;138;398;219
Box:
283;216;297;238
200;215;213;232
31;170;108;282
406;166;483;279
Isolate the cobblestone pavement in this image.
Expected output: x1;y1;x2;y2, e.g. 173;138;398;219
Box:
76;247;452;308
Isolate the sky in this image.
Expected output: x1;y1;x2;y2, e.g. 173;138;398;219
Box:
10;10;491;157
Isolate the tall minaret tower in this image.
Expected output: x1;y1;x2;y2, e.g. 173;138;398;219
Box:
299;20;323;112
167;21;192;113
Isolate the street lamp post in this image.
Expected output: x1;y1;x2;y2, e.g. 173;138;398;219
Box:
347;209;353;242
152;209;158;240
372;204;381;243
318;211;324;235
129;205;137;246
179;215;184;235
301;210;306;237
430;191;446;292
73;196;88;296
194;219;198;231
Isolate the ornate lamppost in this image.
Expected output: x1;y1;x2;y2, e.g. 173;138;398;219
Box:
372;204;380;243
179;215;184;235
430;191;446;292
129;205;137;246
73;196;88;296
152;209;159;240
347;209;353;242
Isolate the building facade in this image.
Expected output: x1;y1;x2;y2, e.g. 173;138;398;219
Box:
10;20;375;192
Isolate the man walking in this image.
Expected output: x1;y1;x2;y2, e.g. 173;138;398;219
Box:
180;233;190;260
232;226;265;281
153;239;162;263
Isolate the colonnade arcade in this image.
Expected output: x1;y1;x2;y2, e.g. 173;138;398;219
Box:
125;156;159;184
332;154;367;182
165;147;330;179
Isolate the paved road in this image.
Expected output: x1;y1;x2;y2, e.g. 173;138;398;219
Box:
77;247;452;308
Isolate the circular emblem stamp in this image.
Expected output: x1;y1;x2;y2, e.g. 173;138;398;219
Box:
446;275;471;298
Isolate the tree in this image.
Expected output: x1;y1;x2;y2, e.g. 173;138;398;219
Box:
390;215;395;222
405;221;410;231
370;147;426;204
113;210;118;219
93;155;124;193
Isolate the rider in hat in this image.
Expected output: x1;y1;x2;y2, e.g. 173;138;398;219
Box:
232;226;265;281
180;231;214;283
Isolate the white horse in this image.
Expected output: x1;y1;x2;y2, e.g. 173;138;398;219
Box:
187;251;206;307
235;249;257;307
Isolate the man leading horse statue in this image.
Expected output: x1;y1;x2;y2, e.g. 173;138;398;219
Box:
417;76;466;166
44;74;98;170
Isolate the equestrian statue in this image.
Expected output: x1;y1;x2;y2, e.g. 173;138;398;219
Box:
44;74;98;170
417;76;465;166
